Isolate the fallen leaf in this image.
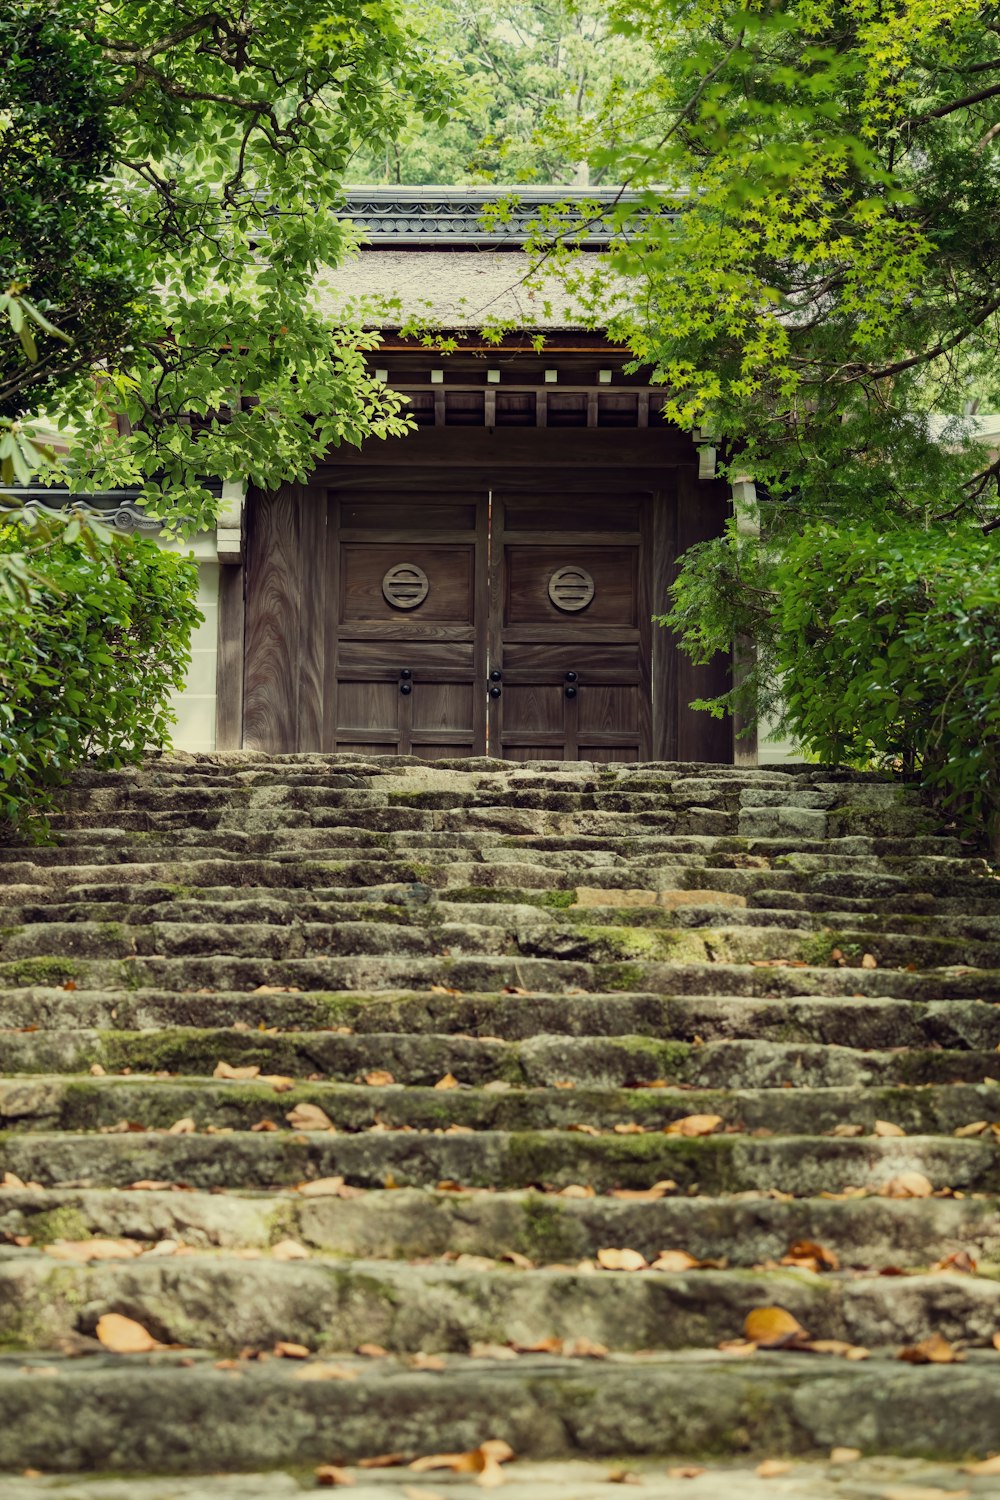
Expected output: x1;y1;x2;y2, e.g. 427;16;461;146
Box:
897;1334;964;1364
286;1103;335;1132
828;1123;864;1138
609;1180;677;1201
716;1339;758;1357
597;1247;648;1271
357;1452;409;1468
89;1063;106;1076
743;1306;808;1349
962;1455;1000;1475
756;1459;793;1478
429;983;461;996
95;1314;165;1354
263;1075;296;1093
272;1240;310;1262
607;1468;642;1484
649;1250;703;1273
558;1184;595;1198
434;1073;460;1091
410;1352;446;1371
513;1336;564;1354
667;1466;705;1479
781;1239;840;1273
273;1340;311;1359
992;1332;1000;1352
251;1119;279;1132
665;1113;721;1137
292;1362;356;1381
252;984;301;994
873;1119;906;1137
800;1339;869;1359
213;1061;260;1081
878;1172;933;1199
930;1250;977;1274
357;1342;389;1358
830;1447;861;1463
954;1121;989;1137
861;953;878;969
298;1177;351;1198
314;1464;355;1486
471;1342;519;1360
880;1489;970;1500
363;1070;395;1086
46;1239;144;1262
563;1337;608;1358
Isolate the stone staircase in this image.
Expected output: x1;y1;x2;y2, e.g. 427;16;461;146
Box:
1;754;1000;1478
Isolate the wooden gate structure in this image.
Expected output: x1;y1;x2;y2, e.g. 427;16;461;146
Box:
219;190;739;764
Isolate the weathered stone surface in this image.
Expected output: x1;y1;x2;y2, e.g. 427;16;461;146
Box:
1;754;999;1477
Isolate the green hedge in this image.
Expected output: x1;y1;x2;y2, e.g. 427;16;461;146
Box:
776;523;1000;844
0;525;202;837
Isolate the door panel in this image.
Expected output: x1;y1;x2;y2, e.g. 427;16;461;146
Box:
326;492;488;756
489;493;651;762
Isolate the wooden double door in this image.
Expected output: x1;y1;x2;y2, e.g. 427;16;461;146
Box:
331;489;651;761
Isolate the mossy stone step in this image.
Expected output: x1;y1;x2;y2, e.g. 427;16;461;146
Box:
4;1251;1000;1357
0;1353;998;1471
4;1074;1000;1139
4;1182;998;1267
2;1126;997;1194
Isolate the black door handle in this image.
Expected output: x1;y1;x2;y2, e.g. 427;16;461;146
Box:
565;685;577;699
489;686;502;699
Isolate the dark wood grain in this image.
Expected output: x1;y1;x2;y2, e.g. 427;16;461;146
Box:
243;486;302;752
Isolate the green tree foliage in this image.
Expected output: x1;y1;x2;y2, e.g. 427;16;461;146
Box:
529;0;1000;823
1;0;445;527
0;525;201;838
775;525;1000;843
350;0;652;184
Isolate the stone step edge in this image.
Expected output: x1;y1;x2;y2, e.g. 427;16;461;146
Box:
0;1353;997;1469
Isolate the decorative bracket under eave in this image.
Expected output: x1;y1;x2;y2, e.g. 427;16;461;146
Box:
216;478;246;564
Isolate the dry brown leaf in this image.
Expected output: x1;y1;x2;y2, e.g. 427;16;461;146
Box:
962;1455;1000;1475
781;1239;840;1273
261;1075;296;1092
433;1073;460;1090
45;1239;144;1262
878;1171;933;1199
665;1113;721;1137
716;1339;758;1357
954;1120;989;1138
930;1250;977;1274
298;1177;350;1198
429;983;461;996
597;1247;648;1271
95;1313;164;1354
502;1252;534;1269
273;1340;311;1359
873;1119;906;1137
251;1119;279;1132
292;1362;356;1381
607;1469;642;1484
286;1103;335;1132
166;1116;197;1135
743;1306;808;1349
613;1122;646;1135
563;1336;608;1358
897;1333;964;1364
513;1336;563;1354
314;1465;355;1486
471;1342;519;1360
89;1063;106;1076
609;1180;677;1201
252;984;301;994
357;1452;408;1467
756;1460;793;1478
800;1339;869;1359
880;1489;970;1500
272;1239;310;1262
649;1250;704;1273
830;1448;861;1464
992;1332;1000;1352
860;953;878;969
363;1069;395;1086
213;1060;260;1081
410;1352;446;1371
828;1123;865;1138
356;1342;389;1358
558;1184;595;1198
667;1466;705;1479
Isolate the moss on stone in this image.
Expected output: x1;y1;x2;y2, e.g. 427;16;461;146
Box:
0;956;78;986
24;1205;92;1246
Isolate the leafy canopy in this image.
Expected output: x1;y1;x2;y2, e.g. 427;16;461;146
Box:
2;0;446;529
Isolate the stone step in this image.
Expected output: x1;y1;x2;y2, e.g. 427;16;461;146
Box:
1;915;992;968
4;1074;1000;1139
4;1251;1000;1357
3;984;999;1045
2;1126;996;1194
0;1352;997;1470
4;1027;998;1088
4;1183;998;1267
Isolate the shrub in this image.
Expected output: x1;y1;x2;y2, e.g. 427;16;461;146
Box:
774;522;1000;846
0;523;202;837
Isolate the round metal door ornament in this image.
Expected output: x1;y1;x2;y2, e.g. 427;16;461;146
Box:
548;565;595;613
382;562;429;610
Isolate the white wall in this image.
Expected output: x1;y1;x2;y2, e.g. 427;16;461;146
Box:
157;533;220;753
